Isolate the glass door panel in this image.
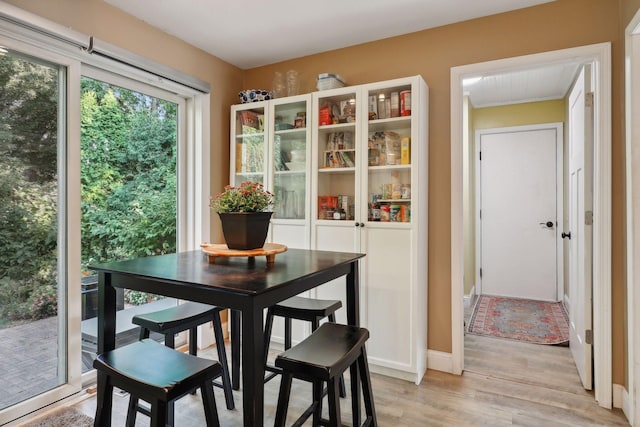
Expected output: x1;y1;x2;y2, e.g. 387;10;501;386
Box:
314;89;359;222
365;83;413;223
79;76;179;372
232;103;266;185
273;99;308;220
0;49;66;411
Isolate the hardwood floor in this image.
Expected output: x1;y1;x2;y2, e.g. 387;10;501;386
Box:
64;335;628;426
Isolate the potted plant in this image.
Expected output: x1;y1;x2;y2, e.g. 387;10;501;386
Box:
210;181;274;250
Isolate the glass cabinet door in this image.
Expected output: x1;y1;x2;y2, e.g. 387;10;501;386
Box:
314;88;360;222
231;102;267;185
364;82;413;224
271;97;309;220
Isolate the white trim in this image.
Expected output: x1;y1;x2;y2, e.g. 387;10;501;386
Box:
625;8;640;426
474;123;564;301
0;37;83;426
613;383;630;413
451;43;612;407
463;285;475;308
427;350;455;374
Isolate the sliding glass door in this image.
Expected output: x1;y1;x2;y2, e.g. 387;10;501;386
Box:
0;11;207;423
0;41;82;423
79;72;183;372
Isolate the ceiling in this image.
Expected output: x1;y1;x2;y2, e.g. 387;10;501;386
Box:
104;0;555;70
465;62;581;108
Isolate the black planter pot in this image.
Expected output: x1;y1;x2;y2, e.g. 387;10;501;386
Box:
218;211;273;250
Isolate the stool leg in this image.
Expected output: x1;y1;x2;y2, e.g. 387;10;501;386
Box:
231;310;240;390
165;332;175;349
350;363;361;427
212;311;235;410
139;327;150;340
149;399;167;427
312;379;323;427
327;377;342;427
189;327;199;396
284;317;292;350
94;373;113;427
189;326;198;356
358;347;378;426
274;372;293;427
327;314;347;399
201;381;221;427
125;397;138;427
263;307;275;367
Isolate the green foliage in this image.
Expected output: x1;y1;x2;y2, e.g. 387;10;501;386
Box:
80;78;178;269
125;290;161;306
0;59;179;326
210;181;274;213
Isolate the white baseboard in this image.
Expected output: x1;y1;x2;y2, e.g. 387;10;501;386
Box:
427;349;455;374
613;383;631;423
463;285;476;308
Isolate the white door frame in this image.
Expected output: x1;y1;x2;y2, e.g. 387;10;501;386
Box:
451;43;612;408
475;124;564;301
625;10;640;425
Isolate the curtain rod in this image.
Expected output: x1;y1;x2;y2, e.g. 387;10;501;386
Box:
87;36;210;94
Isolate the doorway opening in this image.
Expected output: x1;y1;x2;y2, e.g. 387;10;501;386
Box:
451;43;612;408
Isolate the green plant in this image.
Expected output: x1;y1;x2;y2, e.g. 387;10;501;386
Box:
125;289;161;306
210;181;274;213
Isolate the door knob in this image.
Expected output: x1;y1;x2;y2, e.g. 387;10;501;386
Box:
561;231;572;239
539;221;554;228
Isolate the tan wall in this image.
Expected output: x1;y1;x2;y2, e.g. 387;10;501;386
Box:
242;0;626;384
5;0;242;244
472;99;566;130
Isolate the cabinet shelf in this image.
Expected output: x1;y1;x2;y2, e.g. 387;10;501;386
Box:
236;132;265;139
318;122;356;131
318;167;355;173
368;116;411;132
275;128;306;140
377;198;411;203
368;164;411;171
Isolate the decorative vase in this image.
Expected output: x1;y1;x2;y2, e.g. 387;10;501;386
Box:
218;212;272;250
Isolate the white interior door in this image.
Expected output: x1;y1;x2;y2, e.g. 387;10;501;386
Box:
478;126;560;301
567;66;593;390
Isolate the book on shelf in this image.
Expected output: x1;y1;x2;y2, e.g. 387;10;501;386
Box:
324;150;355;168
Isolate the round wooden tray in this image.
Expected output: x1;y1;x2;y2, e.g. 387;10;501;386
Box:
200;243;288;264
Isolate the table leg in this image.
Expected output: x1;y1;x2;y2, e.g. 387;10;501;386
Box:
231;310;241;390
241;306;265;426
346;261;361;426
95;272;117;427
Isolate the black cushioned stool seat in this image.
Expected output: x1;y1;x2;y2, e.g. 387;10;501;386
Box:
273;323;377;427
131;302;234;413
93;339;221;427
263;296;346;397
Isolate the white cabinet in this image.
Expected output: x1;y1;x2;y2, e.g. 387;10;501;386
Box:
310;76;428;384
229;76;428;384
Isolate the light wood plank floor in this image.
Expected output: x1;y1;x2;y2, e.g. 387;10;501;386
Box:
65;334;628;427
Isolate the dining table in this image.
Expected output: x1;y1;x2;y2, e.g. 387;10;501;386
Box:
90;248;365;426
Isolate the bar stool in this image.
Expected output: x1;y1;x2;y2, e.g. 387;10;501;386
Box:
273;322;377;427
93;339;221;427
263;296;346;397
130;302;234;412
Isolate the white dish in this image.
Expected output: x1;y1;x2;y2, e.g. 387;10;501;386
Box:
285;162;306;171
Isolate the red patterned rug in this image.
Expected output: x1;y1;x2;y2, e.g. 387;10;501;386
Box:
467;295;570;345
